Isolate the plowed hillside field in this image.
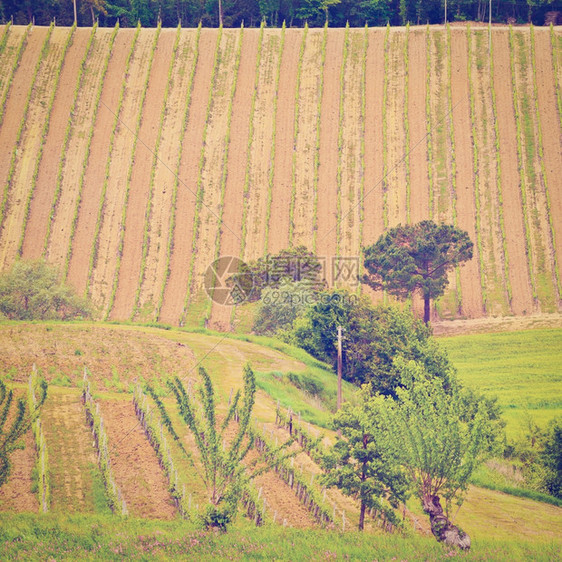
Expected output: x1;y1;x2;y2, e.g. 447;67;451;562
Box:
0;24;561;327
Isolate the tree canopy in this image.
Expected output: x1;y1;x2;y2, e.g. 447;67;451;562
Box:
0;260;91;321
362;221;473;323
286;288;454;396
1;0;556;28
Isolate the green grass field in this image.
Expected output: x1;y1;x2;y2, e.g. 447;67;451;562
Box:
440;329;562;439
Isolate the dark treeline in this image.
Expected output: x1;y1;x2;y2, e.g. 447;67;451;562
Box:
1;0;560;28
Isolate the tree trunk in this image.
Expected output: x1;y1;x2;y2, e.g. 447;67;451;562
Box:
423;495;470;550
359;500;366;531
424;295;430;324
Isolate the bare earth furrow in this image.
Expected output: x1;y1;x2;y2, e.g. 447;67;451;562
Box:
243;29;283;262
450;29;482;318
208;30;259;331
41;28;115;266
384;29;407;229
66;30;134;296
158;30;217;326
337;29;366;276
533;29;562;305
89;29;158;313
20;27;92;261
512;29;557;312
109;28;176;321
0;25;28;109
0;26;71;269
99;399;176;519
182;29;241;324
316;30;344;280
268;29;301;255
469;29;510;316
291;28;324;248
136;29;201;322
493;30;534;315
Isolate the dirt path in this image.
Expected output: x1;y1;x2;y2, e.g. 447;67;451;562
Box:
0;26;46;194
242;30;283;262
21;28;91;261
315;29;344;280
408;28;429;224
109;29;176;321
99;399;176;519
534;29;562;304
66;29;134;296
42;389;98;513
158;30;217;326
384;29;407;229
208;30;259;331
291;28;324;249
0;390;38;513
268;29;301;255
0;27;72;269
136;29;201;323
450;29;483;318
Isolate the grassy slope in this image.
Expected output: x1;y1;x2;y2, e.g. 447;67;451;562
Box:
0;321;561;556
439;328;562;438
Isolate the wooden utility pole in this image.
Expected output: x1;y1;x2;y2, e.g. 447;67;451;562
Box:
337;326;342;410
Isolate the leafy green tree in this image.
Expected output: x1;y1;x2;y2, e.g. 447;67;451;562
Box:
372;358;502;549
363;221;473;324
542;419;562;499
0;260;91;321
166;364;293;530
253;280;315;335
322;385;408;530
288;290;454;396
0;377;47;489
229;246;324;303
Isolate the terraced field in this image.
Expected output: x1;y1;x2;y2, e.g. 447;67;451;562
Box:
0;23;560;329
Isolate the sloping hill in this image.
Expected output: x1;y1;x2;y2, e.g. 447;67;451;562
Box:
0;23;561;328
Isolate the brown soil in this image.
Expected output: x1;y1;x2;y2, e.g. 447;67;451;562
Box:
66;29;134;295
187;30;242;309
0;390;38;513
44;29;116;268
533;29;562;301
98;398;177;519
0;323;196;391
0;27;72;269
42;389;98;513
408;29;430;224
450;29;483;318
384;29;407;228
90;29;159;315
137;30;201;323
242;30;283;262
267;29;301;254
493;30;536;315
316;29;344;277
0;27;47;198
20;28;91;262
0;25;28;104
208;30;258;331
158;30;218;326
109;29;176;321
291;29;324;249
